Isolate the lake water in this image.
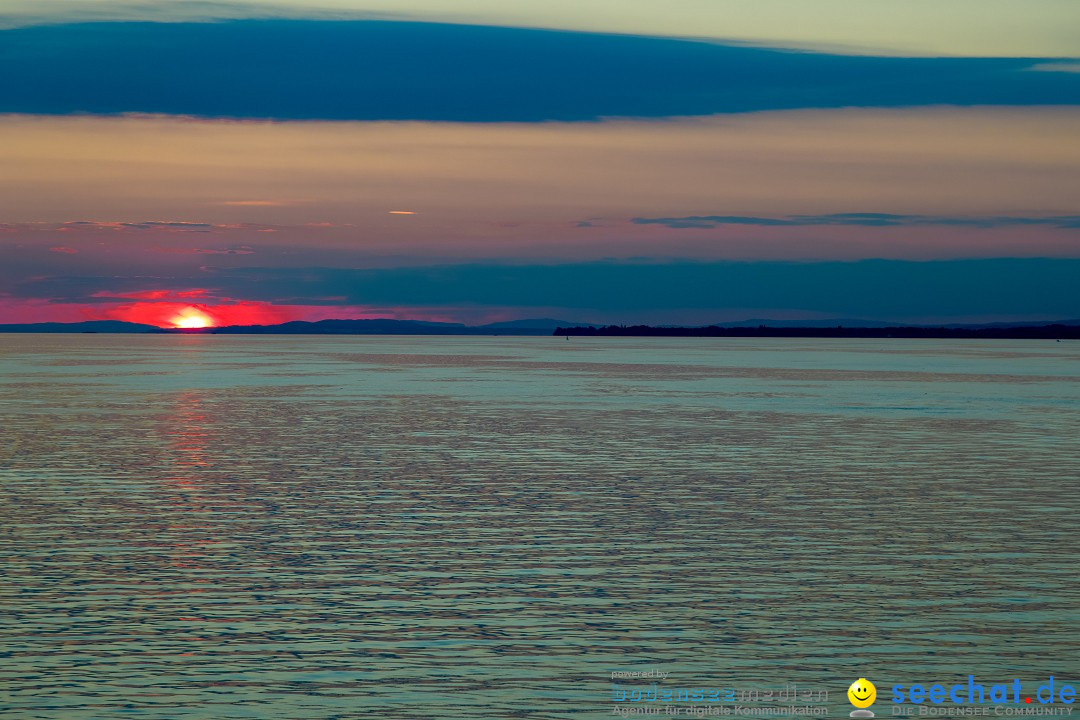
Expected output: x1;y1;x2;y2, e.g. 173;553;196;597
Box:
1;335;1078;719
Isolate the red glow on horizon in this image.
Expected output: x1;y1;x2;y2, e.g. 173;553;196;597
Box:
1;293;513;327
95;299;297;328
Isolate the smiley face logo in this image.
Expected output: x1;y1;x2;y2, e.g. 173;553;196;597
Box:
848;678;877;713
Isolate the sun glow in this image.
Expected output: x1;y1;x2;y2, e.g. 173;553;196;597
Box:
172;307;215;329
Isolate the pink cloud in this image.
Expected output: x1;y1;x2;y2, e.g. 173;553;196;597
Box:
216;200;296;207
90;288;212;301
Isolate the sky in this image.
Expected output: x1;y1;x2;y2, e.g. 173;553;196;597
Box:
0;1;1078;327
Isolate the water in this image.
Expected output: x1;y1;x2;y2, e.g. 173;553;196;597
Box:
1;335;1078;719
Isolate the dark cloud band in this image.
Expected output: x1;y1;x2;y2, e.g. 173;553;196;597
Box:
631;214;1080;229
7;259;1080;319
1;20;1078;121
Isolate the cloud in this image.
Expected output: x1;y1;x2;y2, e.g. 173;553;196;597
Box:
216;200;295;206
49;221;282;236
28;258;1080;319
194;246;256;254
5;258;1080;322
631;213;1080;229
4;0;1079;58
123;221;214;231
1029;62;1080;74
90;289;212;300
48;246;78;254
0;0;400;29
62;220;214;232
4;110;1077;262
1;20;1077;122
149;245;257;254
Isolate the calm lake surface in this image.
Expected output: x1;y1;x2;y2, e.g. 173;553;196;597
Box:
1;335;1078;719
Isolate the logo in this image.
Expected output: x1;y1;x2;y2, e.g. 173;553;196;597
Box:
889;676;1076;714
849;678;877;718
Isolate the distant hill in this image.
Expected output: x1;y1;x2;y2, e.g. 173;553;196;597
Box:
207;318;597;335
477;318;597;331
205;318;571;335
207;319;469;334
0;317;601;335
0;320;163;333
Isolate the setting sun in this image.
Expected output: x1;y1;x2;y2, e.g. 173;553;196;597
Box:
171;307;215;329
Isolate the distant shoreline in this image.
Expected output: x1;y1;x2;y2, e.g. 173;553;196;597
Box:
553;324;1080;339
1;319;1078;339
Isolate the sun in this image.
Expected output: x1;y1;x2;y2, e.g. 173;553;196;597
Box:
171;307;215;329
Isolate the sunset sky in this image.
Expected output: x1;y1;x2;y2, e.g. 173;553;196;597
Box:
1;1;1078;327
